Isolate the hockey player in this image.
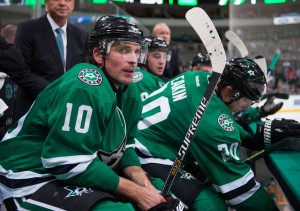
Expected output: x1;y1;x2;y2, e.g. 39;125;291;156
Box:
133;36;167;101
135;58;300;210
188;51;283;135
190;52;212;72
0;16;170;211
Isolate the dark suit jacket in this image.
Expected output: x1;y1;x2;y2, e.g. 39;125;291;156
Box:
11;14;89;123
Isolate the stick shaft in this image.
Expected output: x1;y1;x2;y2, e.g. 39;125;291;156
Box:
244;138;300;164
161;71;221;196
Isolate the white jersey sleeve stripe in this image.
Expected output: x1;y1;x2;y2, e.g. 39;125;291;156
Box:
213;169;255;193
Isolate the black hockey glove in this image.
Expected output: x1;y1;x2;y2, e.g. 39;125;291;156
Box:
148;196;185;211
257;118;300;148
258;96;283;118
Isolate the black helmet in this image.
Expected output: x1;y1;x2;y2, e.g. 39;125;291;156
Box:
89;16;143;56
138;36;169;65
218;58;266;101
191;52;211;67
144;36;168;52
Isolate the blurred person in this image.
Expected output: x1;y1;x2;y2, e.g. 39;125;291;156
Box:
0;24;17;44
134;58;299;210
10;0;89;125
0;16;178;211
190;52;212;72
0;36;23;139
287;65;297;93
134;36;168;101
152;23;181;81
0;24;18;139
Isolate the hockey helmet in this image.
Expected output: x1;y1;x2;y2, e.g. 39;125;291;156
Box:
139;36;170;65
89;16;143;56
145;36;169;52
191;52;211;67
218;58;266;102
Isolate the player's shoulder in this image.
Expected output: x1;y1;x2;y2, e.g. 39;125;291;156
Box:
61;63;113;94
121;83;141;101
133;67;154;83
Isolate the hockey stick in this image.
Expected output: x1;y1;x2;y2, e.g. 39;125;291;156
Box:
224;31;270;81
261;92;289;101
225;30;249;58
254;55;268;78
161;7;226;197
244;137;300;164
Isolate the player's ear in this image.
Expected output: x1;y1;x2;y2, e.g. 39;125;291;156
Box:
222;85;233;104
93;48;104;68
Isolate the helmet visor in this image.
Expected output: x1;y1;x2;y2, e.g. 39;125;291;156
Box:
243;78;266;101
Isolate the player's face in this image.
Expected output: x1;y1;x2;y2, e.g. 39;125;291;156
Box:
147;51;167;76
105;41;141;88
228;97;252;113
46;0;74;23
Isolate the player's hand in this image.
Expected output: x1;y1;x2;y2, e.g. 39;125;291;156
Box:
258;96;283;118
259;118;300;148
135;186;166;211
148;196;185;211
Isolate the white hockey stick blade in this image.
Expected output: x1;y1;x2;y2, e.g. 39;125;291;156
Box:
186;7;226;74
254;55;269;81
225;30;249;58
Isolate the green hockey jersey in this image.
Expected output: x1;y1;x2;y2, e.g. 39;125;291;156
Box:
0;63;141;202
135;71;277;210
133;67;165;101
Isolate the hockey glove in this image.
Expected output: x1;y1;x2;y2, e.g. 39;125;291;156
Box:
148;196;185;211
258;96;283;118
257;118;300;148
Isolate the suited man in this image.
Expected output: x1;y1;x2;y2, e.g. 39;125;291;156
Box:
11;0;89;124
152;23;181;81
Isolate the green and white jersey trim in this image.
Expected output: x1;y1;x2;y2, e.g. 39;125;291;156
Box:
134;138;173;166
42;153;96;180
14;197;66;211
2;113;28;141
0;164;53;202
213;170;260;205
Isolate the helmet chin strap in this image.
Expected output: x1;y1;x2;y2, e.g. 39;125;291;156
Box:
228;91;241;105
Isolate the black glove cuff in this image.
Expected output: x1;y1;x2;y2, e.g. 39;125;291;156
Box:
148;196;185;211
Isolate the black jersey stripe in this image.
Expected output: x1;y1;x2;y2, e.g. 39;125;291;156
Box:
221;177;256;200
45;163;78;175
0;174;55;189
134;148;152;159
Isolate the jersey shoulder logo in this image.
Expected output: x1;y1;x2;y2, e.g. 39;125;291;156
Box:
218;114;234;132
133;71;143;83
78;68;102;86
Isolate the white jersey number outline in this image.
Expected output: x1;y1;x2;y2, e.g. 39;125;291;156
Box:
62;103;93;133
217;142;240;162
138;84;170;130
